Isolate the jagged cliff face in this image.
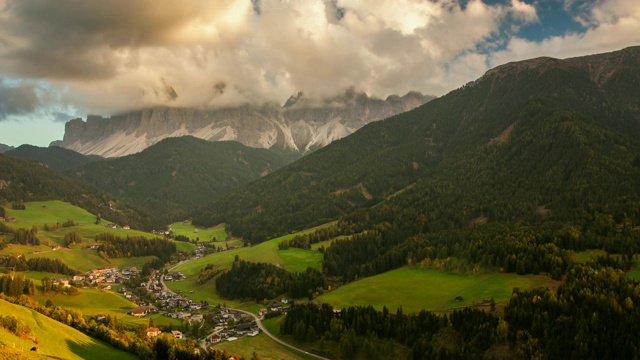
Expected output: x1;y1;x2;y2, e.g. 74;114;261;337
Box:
53;91;433;158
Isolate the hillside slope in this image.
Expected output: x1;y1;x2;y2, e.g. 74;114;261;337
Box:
0;154;162;230
0;298;136;360
67;136;297;221
193;46;640;243
6;145;103;171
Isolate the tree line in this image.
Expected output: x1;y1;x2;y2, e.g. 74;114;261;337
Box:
216;258;326;301
95;233;176;262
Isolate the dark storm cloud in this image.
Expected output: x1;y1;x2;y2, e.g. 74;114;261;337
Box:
0;82;40;120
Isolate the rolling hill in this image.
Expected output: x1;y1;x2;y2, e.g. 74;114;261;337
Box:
192;46;640;243
66;136;298;222
5;145;103;171
0;154;162;231
0;298;136;360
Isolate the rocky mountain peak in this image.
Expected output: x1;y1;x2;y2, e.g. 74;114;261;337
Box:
53;91;434;158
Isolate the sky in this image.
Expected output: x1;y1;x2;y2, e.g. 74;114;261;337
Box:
0;0;638;148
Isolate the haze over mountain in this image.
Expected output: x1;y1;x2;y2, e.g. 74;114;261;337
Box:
66;136;295;222
193;46;640;243
0;143;14;153
52;91;433;158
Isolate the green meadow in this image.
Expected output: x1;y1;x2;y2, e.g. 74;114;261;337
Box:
574;249;607;263
211;333;314;360
628;266;640;280
0;298;137;360
317;266;550;313
169;221;227;242
2;201;188;272
167;227;331;307
30;288;180;328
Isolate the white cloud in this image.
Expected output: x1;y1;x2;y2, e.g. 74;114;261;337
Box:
0;0;635;118
490;0;640;67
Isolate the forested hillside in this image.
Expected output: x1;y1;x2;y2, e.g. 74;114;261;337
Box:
68;136;297;222
0;154;162;230
193;46;640;244
5;144;103;171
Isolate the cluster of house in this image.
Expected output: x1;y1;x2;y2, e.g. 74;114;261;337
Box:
52;266;140;289
206;310;260;344
144;327;185;339
0;216;16;222
105;223;131;230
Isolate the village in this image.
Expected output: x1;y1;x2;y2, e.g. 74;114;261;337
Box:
49;261;290;348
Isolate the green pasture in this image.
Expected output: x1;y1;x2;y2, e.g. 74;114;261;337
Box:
0;298;137;360
628;267;640;280
31;287;180;328
4;200;158;240
24;248;110;273
110;255;160;270
169;221;227;242
167;228;330;306
211;333;314;360
317;266;549;313
278;247;323;273
574;249;607;263
21;270;66;283
32;288;137;319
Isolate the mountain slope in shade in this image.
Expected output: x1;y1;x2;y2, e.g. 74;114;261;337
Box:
52;90;433;158
192;46;640;243
67;136;296;222
0;154;162;230
0;143;14;153
6;144;103;171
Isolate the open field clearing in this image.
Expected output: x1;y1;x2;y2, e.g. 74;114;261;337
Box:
0;299;137;360
167;226;334;307
169;221;227;242
317;266;550;313
211;333;314;360
30;288;180;328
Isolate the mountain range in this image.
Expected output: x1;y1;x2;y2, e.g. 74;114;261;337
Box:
192;46;640;243
65;136;295;222
52;90;433;158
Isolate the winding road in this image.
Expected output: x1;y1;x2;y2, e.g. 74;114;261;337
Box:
160;259;331;360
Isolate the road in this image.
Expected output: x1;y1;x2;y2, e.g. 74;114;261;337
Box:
160;258;332;360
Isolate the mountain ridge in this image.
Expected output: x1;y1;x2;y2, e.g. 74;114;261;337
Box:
53;90;433;158
192;46;640;243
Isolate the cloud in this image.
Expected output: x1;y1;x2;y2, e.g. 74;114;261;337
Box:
0;0;633;118
490;0;640;66
0;82;39;119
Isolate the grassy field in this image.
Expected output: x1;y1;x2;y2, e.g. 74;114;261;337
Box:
211;333;315;360
0;298;137;360
169;221;227;242
317;266;550;313
574;249;607;263
2;201;183;272
628;266;640;280
30;288;180;328
167;228;331;307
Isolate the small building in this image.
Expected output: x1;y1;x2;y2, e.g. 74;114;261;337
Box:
171;330;183;339
6;217;16;222
146;327;161;337
94;314;106;322
122;225;130;230
72;275;85;281
129;306;150;317
0;217;5;222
